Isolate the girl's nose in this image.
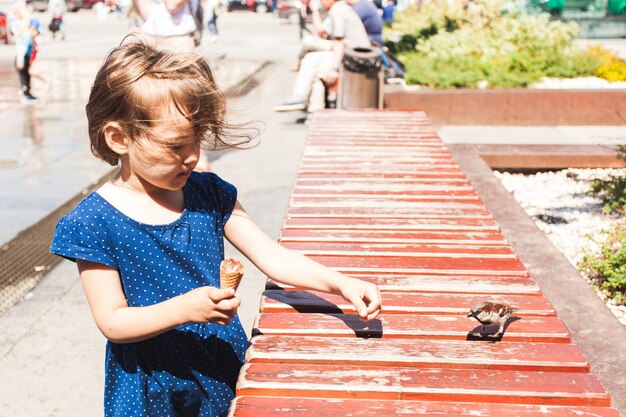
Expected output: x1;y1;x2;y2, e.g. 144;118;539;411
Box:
183;146;200;166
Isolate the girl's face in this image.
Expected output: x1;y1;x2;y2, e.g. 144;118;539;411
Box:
124;104;201;193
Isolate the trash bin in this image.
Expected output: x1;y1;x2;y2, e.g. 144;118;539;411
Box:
339;46;383;110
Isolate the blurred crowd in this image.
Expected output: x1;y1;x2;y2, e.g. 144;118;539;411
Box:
5;0;399;112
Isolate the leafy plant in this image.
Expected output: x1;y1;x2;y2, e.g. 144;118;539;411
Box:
385;0;626;88
579;221;626;305
384;0;508;54
587;145;626;215
397;13;601;88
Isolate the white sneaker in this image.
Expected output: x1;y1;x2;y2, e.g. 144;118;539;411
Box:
20;94;38;105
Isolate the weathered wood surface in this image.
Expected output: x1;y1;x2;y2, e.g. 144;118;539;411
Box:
237;363;610;406
293;254;528;274
252;312;569;342
246;335;585;370
229;110;619;417
266;272;539;294
229;397;622;417
283;217;500;230
282;241;514;255
279;228;509;245
260;290;557;316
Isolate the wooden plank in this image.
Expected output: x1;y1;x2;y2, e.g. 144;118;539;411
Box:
292;190;479;199
297;164;463;173
289;194;482;207
292;186;477;197
281;242;514;256
296;167;465;176
260;291;557;316
298;162;463;172
301;148;452;157
229;396;622;417
294;178;473;187
266;273;539;294
283;218;499;231
289;196;485;207
252;312;569;342
305;140;446;147
285;206;492;218
246;336;585;371
237;363;610;406
303;254;527;274
295;171;467;180
279;228;508;245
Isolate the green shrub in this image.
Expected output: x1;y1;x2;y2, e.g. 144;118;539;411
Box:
587;145;626;215
397;13;603;88
384;0;507;53
579;221;626;305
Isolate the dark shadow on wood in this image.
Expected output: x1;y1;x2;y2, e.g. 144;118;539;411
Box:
259;290;383;338
466;316;521;342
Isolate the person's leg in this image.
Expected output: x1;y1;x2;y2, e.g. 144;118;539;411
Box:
291;50;333;101
208;16;218;35
17;60;31;96
274;50;333;111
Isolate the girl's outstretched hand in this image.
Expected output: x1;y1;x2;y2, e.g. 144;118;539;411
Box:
183;286;240;326
339;278;382;321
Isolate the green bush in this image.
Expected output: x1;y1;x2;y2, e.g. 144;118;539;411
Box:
587;145;626;215
397;13;602;88
579;221;626;305
384;0;506;54
384;0;622;88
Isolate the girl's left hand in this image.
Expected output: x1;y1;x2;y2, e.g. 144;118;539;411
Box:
339;278;382;321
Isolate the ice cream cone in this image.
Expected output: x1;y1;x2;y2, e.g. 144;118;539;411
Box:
220;258;244;291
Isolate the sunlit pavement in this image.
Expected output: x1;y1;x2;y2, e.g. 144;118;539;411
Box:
0;9;308;416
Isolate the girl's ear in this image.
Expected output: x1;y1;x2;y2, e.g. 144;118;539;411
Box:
103;122;129;156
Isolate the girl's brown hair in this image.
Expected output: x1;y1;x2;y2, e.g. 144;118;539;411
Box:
86;39;252;166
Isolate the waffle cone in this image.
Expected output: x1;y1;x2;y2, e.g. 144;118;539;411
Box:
220;259;244;291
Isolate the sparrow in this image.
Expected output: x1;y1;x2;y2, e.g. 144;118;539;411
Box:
467;301;517;338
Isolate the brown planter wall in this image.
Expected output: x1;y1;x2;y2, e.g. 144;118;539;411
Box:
384;86;626;126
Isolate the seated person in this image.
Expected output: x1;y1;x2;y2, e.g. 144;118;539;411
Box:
347;0;383;46
274;0;370;112
291;1;333;72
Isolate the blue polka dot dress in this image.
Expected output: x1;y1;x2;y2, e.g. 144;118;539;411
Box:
50;172;248;417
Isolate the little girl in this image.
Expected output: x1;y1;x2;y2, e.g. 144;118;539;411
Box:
50;40;381;417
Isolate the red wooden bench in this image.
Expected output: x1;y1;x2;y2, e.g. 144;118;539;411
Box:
228;110;621;417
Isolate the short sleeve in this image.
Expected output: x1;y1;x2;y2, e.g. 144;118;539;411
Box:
50;215;117;268
207;173;238;226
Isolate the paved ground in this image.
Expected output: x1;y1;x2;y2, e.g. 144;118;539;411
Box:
0;9;311;416
0;7;625;417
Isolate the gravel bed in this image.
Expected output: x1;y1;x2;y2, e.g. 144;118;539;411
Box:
494;168;626;326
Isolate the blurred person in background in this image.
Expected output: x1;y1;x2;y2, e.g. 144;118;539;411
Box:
274;0;369;112
382;0;395;27
205;0;220;42
14;18;41;104
290;0;332;72
132;0;202;53
48;0;66;40
346;0;382;45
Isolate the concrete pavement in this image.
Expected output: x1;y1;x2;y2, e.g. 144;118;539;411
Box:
0;10;310;416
